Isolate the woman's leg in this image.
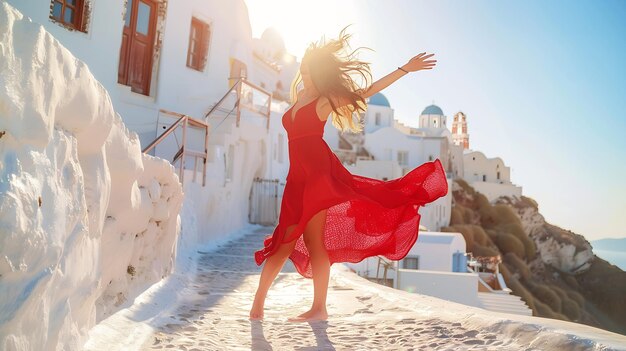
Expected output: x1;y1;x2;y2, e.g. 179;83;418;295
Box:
288;209;330;322
249;224;298;320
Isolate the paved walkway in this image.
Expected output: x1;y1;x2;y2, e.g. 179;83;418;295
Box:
137;226;617;351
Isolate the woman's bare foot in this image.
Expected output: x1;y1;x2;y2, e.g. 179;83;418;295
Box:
287;308;328;322
249;304;264;320
249;298;265;321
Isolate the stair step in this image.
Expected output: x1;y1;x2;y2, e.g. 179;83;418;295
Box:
478;296;522;302
479;300;532;308
478;292;518;298
483;302;528;309
481;306;533;316
478;301;532;310
478;294;524;301
478;298;527;307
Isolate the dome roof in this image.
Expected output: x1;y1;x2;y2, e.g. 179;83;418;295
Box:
368;93;390;107
421;104;444;115
260;27;286;54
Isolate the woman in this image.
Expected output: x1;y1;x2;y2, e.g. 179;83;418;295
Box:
250;26;448;322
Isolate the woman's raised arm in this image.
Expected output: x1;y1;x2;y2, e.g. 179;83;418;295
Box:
325;52;437;109
362;52;437;98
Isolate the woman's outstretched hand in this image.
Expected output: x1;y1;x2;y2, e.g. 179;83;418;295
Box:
401;52;437;72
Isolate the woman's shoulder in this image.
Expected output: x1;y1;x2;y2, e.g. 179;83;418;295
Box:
316;96;331;122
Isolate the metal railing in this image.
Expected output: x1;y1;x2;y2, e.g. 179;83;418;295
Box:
143;109;209;186
204;78;272;132
376;255;396;286
141;78;271;187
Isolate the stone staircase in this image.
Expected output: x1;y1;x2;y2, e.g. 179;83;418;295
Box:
477;291;533;316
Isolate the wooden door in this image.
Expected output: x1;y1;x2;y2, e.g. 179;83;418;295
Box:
118;0;157;95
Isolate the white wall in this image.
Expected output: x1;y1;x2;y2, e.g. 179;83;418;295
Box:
400;232;466;271
463;150;523;201
449;143;465;179
396;270;480;306
365;127;446;172
4;0;126;92
417;187;452;232
6;0;256;149
363;104;394;133
6;0;294;270
0;5;183;349
463;150;512;184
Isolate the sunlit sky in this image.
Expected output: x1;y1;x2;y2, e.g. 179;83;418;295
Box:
244;0;626;241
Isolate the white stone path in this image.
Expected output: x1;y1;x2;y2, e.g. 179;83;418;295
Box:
132;226;625;351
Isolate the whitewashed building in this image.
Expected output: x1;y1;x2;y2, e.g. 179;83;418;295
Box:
7;0;302;238
330;95;455;232
463;149;522;202
345;231;533;315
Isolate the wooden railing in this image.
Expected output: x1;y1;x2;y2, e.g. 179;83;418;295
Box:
143;109;209;186
204;78;272;131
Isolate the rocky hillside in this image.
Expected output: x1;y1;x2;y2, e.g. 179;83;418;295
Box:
441;179;626;335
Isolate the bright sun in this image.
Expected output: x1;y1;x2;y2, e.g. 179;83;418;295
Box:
244;0;363;61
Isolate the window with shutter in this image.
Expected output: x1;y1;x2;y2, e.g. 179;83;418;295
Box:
187;17;211;72
49;0;87;32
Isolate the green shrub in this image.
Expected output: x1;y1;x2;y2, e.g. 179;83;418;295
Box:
498;222;525;238
485;229;498;241
530;283;562;313
473;244;500;257
496;232;526;259
498;222;536;260
561;297;581;321
470;225;491;246
562;274;580;290
503;252;531;281
493;205;521;226
475;192;490;209
460;206;474;223
548;285;568;301
450;207;464;225
549;285;581;320
565;290;585;307
478;205;498;228
535;300;569;321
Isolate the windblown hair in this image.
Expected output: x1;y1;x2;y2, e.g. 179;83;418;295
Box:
290;25;373;133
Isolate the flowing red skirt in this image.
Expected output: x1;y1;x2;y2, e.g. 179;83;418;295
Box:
254;134;448;279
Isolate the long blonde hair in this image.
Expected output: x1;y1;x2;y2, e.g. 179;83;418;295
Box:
289;25;373;133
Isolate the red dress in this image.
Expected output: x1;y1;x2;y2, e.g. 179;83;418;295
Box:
254;96;448;278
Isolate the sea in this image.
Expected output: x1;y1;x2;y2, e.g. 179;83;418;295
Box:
593;249;626;271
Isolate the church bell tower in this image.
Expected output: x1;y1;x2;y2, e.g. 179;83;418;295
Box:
451;111;469;149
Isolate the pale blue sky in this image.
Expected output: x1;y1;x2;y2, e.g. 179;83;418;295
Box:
244;0;626;241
